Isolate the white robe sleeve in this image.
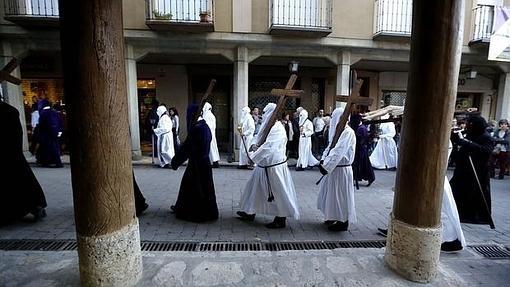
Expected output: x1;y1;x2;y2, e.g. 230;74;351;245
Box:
154;116;173;136
243;117;255;137
302;120;314;137
379;123;396;138
251;123;285;165
174;115;179;133
322;128;356;173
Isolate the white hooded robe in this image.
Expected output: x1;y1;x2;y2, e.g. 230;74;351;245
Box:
369;116;398;169
239;106;255;166
239;103;300;219
202;102;220;163
317;107;357;222
153;106;175;167
442;140;466;246
296;109;320;168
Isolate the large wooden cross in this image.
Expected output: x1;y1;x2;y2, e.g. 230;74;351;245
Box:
194;79;216;123
253;74;303;149
327;71;373;156
0;58;21;85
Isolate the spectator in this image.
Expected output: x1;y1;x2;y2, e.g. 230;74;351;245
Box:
489;119;509;179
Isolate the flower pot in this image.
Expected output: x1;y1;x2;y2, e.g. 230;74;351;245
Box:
199;12;211;23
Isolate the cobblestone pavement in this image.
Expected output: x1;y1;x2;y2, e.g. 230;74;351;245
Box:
0;164;508;245
1;163;509;286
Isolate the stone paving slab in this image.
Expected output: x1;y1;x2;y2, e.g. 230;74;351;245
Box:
1;249;489;287
1;166;509;246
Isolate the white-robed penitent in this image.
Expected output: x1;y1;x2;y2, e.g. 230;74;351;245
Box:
202;102;220;163
153;106;175;167
442;140;466;246
296;109;320;168
239;106;255;166
317;107;357;222
239;103;300;219
369;115;398;169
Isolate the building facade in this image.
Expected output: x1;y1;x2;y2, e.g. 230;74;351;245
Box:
2;0;510;158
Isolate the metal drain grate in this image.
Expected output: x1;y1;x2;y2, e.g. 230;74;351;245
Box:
470;245;510;259
0;239;385;252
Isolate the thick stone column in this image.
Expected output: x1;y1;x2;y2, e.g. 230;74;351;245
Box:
59;0;142;285
336;50;351;97
496;73;510;121
384;0;464;283
1;44;29;155
125;44;142;160
233;46;249;161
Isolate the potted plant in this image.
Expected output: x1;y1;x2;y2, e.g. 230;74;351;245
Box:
153;10;172;20
199;11;211;23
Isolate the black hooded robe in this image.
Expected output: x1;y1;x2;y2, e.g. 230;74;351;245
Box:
450;116;494;225
170;106;218;222
0;102;47;226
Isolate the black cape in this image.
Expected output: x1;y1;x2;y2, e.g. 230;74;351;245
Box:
0;102;47;226
352;124;375;183
450;117;494;225
36;107;63;166
171;119;218;222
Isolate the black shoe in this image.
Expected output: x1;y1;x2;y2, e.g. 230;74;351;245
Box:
237;165;249;169
441;239;463;253
295;166;304;171
136;203;149;216
367;179;374;187
324;220;335;225
377;228;388;237
236;211;255;221
328;221;349;231
212;161;220;168
266;217;286;229
170;205;176;214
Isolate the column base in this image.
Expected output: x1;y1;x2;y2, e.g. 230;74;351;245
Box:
131;150;142;161
384;214;441;283
77;219;142;286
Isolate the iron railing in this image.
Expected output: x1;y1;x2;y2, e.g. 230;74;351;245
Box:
270;0;332;29
146;0;214;23
373;0;412;36
471;5;494;42
4;0;59;17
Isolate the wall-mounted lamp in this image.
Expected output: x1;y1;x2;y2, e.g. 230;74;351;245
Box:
288;61;299;74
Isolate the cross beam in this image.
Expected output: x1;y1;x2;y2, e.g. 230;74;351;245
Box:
254;74;303;148
0;58;21;85
193;79;216;123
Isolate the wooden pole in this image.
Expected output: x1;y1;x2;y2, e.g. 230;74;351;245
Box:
385;0;464;283
59;0;142;285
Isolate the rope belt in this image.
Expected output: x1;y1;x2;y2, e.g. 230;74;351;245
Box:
315;164;352;185
258;159;288;202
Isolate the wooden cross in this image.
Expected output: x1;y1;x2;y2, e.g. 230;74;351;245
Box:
0;58;21;85
327;71;373;156
254;74;303;148
194;79;216;123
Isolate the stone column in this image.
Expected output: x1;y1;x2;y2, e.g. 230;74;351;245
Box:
385;0;464;283
233;46;249;161
1;43;29;155
497;73;510;121
336;50;351;97
59;0;142;286
125;44;142;160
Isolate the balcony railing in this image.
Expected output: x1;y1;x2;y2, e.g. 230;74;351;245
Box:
269;0;332;36
471;5;494;43
4;0;58;17
373;0;412;38
146;0;214;29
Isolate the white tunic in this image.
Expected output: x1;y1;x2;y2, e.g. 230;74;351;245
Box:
369;122;398;169
154;114;175;167
317;118;357;222
239;121;300;219
203;103;220;163
441;141;466;246
297;117;320;168
239;108;255;166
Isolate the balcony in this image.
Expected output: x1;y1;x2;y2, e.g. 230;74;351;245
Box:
373;0;412;40
470;5;494;45
269;0;332;37
145;0;214;32
3;0;59;27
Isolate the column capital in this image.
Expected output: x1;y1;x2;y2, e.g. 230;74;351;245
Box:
337;50;351;66
236;46;249;62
